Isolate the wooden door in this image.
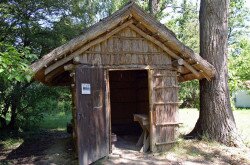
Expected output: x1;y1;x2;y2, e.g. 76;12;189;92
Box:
149;69;180;152
75;66;109;165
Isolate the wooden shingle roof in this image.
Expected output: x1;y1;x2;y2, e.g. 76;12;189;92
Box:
31;2;215;85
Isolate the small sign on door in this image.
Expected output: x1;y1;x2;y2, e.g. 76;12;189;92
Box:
81;83;91;94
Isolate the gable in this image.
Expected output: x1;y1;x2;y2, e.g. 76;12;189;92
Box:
76;27;172;66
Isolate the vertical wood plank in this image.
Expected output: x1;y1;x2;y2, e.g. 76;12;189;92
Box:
76;66;108;164
148;69;156;152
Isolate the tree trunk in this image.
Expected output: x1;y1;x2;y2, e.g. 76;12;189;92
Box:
7;83;22;130
187;0;244;147
0;100;10;129
8;98;18;130
149;0;159;15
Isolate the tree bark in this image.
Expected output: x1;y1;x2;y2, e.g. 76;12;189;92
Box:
0;100;10;129
149;0;159;15
187;0;244;147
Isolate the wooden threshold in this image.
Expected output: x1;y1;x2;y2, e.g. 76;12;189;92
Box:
153;102;182;105
155;122;183;126
155;141;176;146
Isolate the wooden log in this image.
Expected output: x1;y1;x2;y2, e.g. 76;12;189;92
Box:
178;72;203;82
64;64;76;71
155;122;182;126
83;50;163;55
153;86;180;89
155;141;176;145
182;61;200;78
44;66;65;83
177;66;190;74
153;102;182;105
172;59;184;67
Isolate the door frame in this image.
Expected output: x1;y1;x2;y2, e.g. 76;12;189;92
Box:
106;68;153;153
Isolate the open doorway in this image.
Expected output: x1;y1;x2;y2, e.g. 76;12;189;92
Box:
109;70;150;151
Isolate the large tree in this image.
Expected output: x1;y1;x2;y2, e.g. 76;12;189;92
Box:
187;0;244;146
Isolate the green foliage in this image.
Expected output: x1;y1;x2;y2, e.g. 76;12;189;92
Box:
229;38;250;93
0;0;114;130
165;0;200;108
0;42;36;82
179;81;199;108
228;0;250;45
17;84;71;130
106;0;173;20
40;111;72;130
166;0;199;52
165;0;250;107
227;0;250;95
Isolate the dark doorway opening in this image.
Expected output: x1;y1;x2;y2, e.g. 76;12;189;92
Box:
109;70;149;150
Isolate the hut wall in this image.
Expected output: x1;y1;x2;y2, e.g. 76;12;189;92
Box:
74;27;179;152
150;69;179;152
77;27;172;67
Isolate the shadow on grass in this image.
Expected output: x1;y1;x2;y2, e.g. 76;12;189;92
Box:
1;130;77;164
181;143;248;164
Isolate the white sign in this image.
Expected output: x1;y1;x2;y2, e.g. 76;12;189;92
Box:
81;83;91;94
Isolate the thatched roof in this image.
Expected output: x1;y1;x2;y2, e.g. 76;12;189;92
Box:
31;2;215;86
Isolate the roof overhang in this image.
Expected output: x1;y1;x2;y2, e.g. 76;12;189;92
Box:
31;2;215;86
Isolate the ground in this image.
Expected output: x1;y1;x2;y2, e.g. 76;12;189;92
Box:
0;109;250;165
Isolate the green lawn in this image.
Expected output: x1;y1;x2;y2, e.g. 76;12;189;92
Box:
39;109;250;146
179;108;250;147
39;111;72;131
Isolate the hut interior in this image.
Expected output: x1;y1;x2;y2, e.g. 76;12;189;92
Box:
109;70;149;138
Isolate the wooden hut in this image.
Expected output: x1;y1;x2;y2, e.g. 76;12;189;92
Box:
31;2;215;164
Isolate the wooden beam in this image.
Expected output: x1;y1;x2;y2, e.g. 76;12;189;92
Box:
64;64;76;71
172;59;184;67
128;24;201;79
83;50;163;55
45;66;65;83
178;72;203;82
177;66;190;74
182;61;200;78
148;69;156;152
45;20;134;75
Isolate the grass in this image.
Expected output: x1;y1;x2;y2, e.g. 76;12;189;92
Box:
0;111;72;150
179;108;250;147
39;111;72;131
0;138;24;150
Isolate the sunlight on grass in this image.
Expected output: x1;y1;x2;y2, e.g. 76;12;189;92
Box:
179;108;250;147
1;138;24;150
234;109;250;146
40;111;72;131
179;108;199;135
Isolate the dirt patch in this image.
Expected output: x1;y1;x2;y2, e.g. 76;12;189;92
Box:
98;138;250;165
1;132;250;165
0;130;77;165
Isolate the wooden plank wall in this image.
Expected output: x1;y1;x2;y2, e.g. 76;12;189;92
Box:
78;27;172;67
76;67;108;164
151;69;180;152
